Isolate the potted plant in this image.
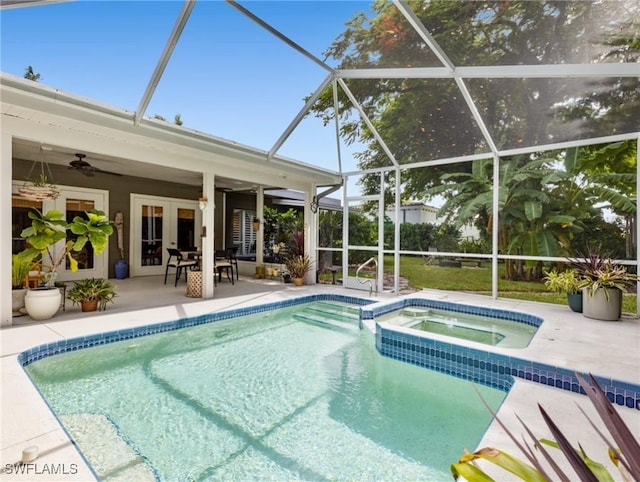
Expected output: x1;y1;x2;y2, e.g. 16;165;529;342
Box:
542;268;583;313
18;173;60;201
569;247;637;321
284;254;312;286
67;277;117;312
19;208;114;320
578;262;637;321
11;252;36;316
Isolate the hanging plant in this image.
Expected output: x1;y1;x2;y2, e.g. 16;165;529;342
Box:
18;145;61;201
18;173;60;201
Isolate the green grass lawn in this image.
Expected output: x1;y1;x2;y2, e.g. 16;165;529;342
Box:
383;255;637;315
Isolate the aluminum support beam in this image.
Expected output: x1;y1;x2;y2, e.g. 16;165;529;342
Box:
269;74;333;161
337;78;399;167
134;0;195;126
225;0;333;74
335;63;640;79
395;0;499;155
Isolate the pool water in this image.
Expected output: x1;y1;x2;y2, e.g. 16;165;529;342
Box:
26;300;506;481
377;306;538;348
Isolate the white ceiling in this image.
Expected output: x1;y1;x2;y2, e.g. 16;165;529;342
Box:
12;138;265;191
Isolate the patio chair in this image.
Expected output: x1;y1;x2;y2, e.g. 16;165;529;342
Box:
227;247;239;280
164;248;199;286
214;250;235;285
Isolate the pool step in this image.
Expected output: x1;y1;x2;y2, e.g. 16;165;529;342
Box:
293;311;359;332
402;307;432;317
60;413;157;482
304;307;359;323
314;301;361;319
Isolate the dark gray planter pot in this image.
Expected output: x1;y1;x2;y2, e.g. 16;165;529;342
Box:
582;287;622;321
566;292;583;313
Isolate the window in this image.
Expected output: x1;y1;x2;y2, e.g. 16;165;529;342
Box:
12;195;42;254
232;209;256;256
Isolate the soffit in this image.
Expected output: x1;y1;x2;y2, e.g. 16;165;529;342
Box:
2;74;342;190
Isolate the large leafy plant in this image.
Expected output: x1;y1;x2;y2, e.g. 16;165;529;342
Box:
11;252;36;289
451;373;640;481
19;209;113;287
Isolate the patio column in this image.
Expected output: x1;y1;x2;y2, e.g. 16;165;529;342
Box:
201;171;215;299
305;185;316;285
1;133;13;326
256;187;264;269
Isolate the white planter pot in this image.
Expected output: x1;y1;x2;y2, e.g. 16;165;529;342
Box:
12;288;28;316
24;288;62;320
582;287;622;321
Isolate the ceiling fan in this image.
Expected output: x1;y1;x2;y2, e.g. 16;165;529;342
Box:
69;153;122;177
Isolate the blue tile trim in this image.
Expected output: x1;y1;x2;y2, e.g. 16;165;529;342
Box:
376;324;640;410
361;297;543;328
18;294;371;367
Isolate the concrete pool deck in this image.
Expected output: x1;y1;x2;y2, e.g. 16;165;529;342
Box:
1;277;639;481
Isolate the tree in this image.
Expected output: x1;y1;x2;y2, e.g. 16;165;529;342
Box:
425;141;635;280
23;65;40;82
311;1;639;202
427;154;583;280
262;206;302;258
562;141;637;259
383;222;460;253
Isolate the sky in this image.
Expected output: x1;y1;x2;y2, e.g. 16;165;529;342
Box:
0;0;371;178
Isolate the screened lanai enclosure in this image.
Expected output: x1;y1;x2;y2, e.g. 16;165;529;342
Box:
2;0;639;317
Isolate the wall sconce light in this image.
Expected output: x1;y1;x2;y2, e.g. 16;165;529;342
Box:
252;218;261;231
198;197;208;211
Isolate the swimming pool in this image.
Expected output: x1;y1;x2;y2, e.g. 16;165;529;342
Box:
24;297;507;481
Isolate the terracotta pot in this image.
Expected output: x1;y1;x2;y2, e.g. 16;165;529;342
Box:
81;299;99;312
293;277;304;286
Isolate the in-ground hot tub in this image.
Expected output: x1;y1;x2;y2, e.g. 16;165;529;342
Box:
375;305;539;348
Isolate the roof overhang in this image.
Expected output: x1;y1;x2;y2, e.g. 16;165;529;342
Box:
1;73;342;191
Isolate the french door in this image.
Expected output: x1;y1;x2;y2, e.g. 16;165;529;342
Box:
130;194;201;277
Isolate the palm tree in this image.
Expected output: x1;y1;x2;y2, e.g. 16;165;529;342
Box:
427;155;579;280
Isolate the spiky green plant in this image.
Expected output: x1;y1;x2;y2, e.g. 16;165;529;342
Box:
451;373;640;481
